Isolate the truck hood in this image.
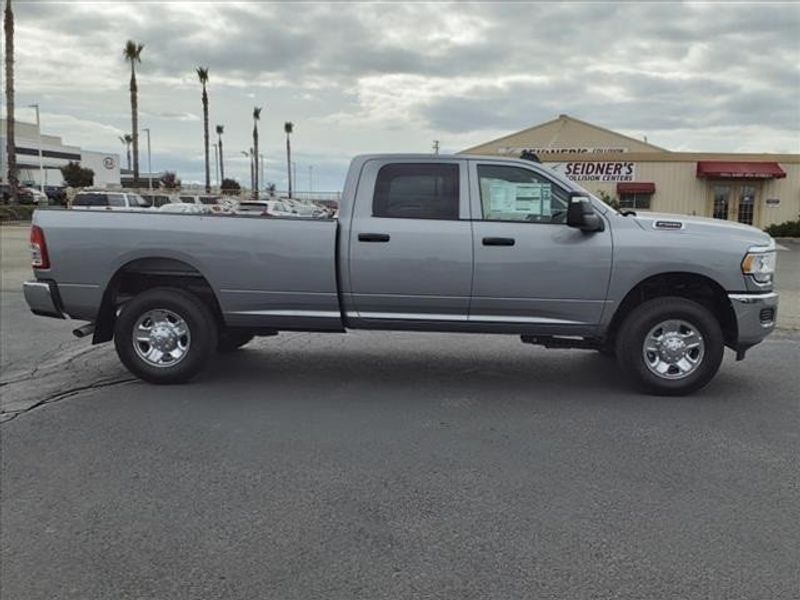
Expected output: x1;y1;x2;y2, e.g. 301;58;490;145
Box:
630;212;773;248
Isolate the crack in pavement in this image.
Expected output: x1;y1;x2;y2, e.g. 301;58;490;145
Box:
1;340;136;422
0;376;137;423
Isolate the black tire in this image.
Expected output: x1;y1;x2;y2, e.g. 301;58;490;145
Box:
114;287;218;384
615;297;724;396
217;330;255;353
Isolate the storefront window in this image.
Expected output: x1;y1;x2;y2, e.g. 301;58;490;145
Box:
619;192;652;210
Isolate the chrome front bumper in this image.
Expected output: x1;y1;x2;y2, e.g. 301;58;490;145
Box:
728;291;778;349
23;280;65;319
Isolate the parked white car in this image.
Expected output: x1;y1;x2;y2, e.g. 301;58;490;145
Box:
158;203;213;214
20;187;49;205
71;191;152;211
235;200;297;217
176;193;233;213
141;193;178;208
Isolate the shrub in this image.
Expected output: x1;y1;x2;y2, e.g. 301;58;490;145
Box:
0;205;36;222
765;219;800;237
60;162;94;187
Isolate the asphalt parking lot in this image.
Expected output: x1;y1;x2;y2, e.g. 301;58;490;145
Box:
1;225;799;599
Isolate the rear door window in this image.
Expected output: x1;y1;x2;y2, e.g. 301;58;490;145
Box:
107;193;127;207
72;193;107;207
373;163;459;220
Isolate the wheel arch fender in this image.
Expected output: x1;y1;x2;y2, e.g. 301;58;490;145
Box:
604;271;737;348
93;252;225;344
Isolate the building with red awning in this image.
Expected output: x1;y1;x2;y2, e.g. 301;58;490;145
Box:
462;115;798;229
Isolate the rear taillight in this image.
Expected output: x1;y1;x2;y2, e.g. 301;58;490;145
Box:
30;225;50;269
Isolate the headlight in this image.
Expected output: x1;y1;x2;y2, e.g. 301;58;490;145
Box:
741;251;776;284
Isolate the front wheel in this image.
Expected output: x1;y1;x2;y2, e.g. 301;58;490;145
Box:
114;287;218;384
615;297;724;396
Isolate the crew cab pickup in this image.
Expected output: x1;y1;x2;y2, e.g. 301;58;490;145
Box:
24;154;778;395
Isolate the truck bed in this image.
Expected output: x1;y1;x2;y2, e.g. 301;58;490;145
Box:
33;210;344;331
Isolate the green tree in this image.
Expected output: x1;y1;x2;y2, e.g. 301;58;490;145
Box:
4;0;18;203
123;40;144;182
252;106;261;199
216;124;225;182
196;66;210;193
160;171;180;189
284;121;294;198
60;162;94;187
221;177;240;194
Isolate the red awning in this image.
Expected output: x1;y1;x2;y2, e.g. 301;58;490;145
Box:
617;182;655;194
696;161;786;179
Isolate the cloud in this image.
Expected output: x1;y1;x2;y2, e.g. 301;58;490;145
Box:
10;1;799;188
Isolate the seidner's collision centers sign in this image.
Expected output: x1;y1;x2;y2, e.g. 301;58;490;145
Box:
549;161;636;182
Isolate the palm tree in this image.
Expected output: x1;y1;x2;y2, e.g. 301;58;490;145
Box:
119;134;133;170
123;40;144;183
196;66;210;193
284;122;294;198
252;106;261;199
215;125;225;182
4;0;18;203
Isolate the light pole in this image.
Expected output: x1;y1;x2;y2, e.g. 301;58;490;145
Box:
292;161;297;197
241;150;254;196
29;104;45;194
213;143;219;190
142;127;152;193
308;165;313;196
259;153;265;195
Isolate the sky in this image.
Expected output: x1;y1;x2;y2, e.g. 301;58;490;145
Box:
6;0;800;190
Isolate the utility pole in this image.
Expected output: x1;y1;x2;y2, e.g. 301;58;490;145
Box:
259;153;265;195
292;161;297;197
432;140;440;155
213;143;219;190
143;127;152;193
308;165;313;196
29;104;45;193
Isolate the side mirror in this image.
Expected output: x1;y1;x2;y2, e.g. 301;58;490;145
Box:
567;193;604;232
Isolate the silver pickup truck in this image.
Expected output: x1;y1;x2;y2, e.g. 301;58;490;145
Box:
24;154;778;395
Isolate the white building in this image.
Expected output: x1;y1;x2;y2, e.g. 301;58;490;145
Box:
0;120;120;189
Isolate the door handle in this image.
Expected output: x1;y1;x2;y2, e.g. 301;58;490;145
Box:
358;233;391;243
482;237;515;246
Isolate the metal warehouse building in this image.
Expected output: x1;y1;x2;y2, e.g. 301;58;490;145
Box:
461;115;799;229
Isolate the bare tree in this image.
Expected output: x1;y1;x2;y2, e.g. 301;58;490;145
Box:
284;122;294;198
215;124;225;182
252;107;262;199
123;40;144;182
4;0;18;203
196;66;210;193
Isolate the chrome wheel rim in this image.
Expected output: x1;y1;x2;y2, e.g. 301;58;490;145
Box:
643;319;705;380
133;309;191;368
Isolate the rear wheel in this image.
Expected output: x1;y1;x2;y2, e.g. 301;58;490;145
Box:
217;330;255;353
616;297;724;396
114;287;218;384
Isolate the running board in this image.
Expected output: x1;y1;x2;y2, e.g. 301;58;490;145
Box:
520;335;601;350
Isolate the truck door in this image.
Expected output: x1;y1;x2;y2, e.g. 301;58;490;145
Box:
346;159;473;323
468;161;612;331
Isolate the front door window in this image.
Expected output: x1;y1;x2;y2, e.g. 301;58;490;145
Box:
738;186;756;225
713;185;730;220
711;183;760;226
